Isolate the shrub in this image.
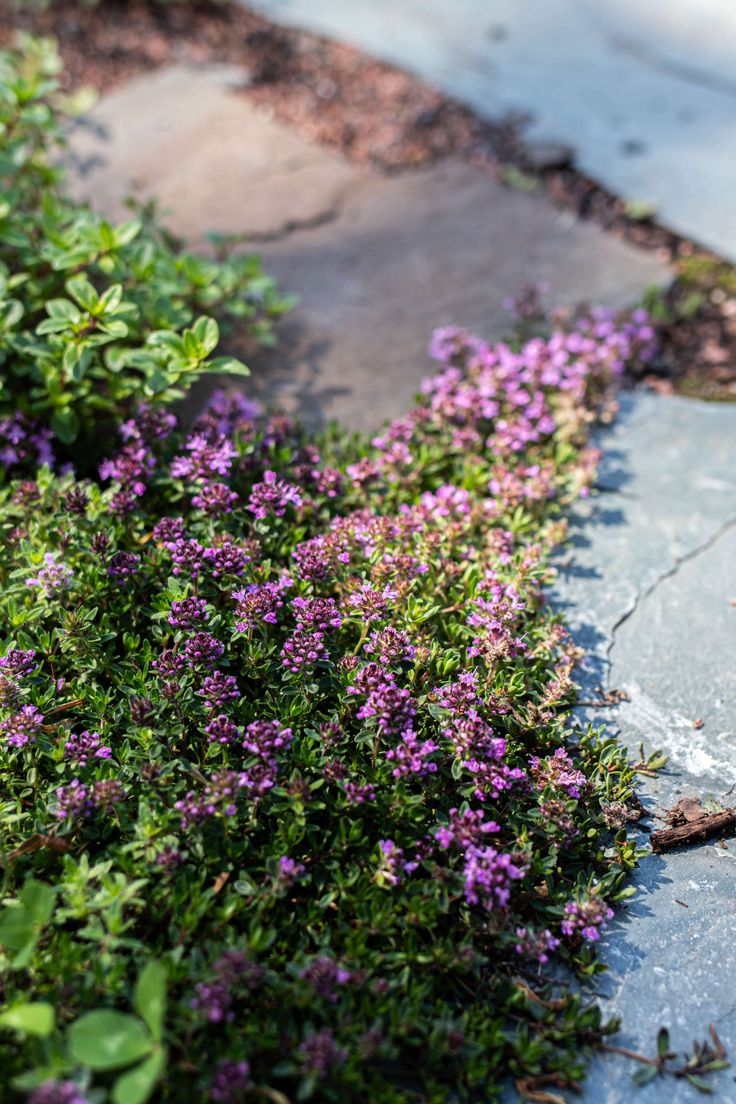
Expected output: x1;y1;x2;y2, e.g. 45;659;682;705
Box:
0;36;288;471
0;307;656;1102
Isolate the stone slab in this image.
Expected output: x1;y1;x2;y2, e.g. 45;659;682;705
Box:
246;159;668;432
247;0;736;260
64;64;359;242
551;392;736;1102
64;66;668;433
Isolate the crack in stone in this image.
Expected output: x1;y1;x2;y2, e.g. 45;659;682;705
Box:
243;178;365;243
605;514;736;686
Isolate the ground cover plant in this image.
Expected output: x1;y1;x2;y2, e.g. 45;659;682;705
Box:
0;35;288;473
0;302;659;1103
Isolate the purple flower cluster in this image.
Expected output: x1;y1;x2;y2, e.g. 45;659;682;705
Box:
299;955;352;1001
168;596;209;629
198;672;239;710
209;1061;252;1104
28;1081;88;1104
175;769;250;829
54;777;124;820
297;1029;347;1077
108;551;140;579
0;648;38;677
63;729;112;766
247;470;303;520
183;633;225;668
462;846;525;911
529;747;588;799
291;595;342;631
514;926;560;965
0;413;54;474
232;580;289;631
435;807;500;850
561;895;614;943
26;553;73;593
2;704;44;748
280;629;329;673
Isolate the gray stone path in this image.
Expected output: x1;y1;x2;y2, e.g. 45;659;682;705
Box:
66;65;666;432
248;0;736;259
553;392;736;1101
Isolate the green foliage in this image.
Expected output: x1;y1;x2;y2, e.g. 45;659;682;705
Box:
0;35;288;467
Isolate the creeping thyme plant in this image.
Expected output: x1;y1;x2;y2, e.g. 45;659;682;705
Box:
0;36;288;469
0;293;658;1103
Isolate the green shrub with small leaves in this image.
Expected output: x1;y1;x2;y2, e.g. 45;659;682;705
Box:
0;35;288;469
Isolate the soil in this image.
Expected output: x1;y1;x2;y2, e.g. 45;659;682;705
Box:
1;0;735;400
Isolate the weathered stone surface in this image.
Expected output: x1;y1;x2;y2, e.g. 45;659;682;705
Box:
65;65;359;242
248;0;736;259
64;68;668;433
245;160;667;432
552;392;736;1101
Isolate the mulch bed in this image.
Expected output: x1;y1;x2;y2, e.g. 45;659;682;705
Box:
2;0;735;399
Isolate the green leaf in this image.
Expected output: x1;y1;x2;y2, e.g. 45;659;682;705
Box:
112;1048;166;1104
631;1065;658;1086
68;1011;153;1071
685;1074;714;1093
51;407;80;444
133;961;166;1043
20;880;56;926
0;1002;55;1037
656;1027;670;1058
0;905;35;953
192;315;219;356
65;275;98;312
208;356;250;377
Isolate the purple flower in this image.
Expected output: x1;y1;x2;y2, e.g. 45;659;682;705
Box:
561;895;614;943
108;551;140;579
153;516;187;545
63;730;112;766
171;433;237;481
434;808;500;850
529;747;588;799
514;927;560;965
280;629;328;673
3;704;44;748
152;649;186;677
291;596;342;631
54;779;91;820
385;730;439;779
175;769;250;829
299;955;352;1001
192;481;239;516
462;847;525;911
203;541;248;580
363;627;415;664
0;648;38;677
197;672;239;710
168;596;209;629
26;553;73;593
183;633;225;669
232;581;288;631
277;855;305;887
205;715;241;745
346;582;396;624
209;1060;252;1103
297;1028;347;1077
168;538;206;580
29;1081;89;1104
247;470;303;520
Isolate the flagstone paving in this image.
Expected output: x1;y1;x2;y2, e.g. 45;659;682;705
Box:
65;59;736;1102
553;392;736;1101
247;0;736;259
65;64;667;432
